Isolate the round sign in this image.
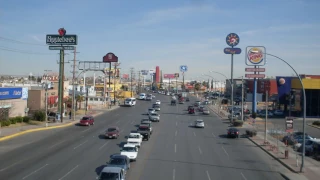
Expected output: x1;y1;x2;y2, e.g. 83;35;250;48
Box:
279;78;286;85
247;47;264;64
226;33;240;47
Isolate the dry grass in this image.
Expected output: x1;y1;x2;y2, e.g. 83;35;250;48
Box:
1;120;44;128
75;110;86;115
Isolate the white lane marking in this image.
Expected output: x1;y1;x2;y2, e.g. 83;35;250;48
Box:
22;164;48;179
212;133;216;137
81;128;90;133
241;172;248;180
98;141;110;150
198;146;202;155
58;165;79;180
73;140;88;150
173;169;176;180
193;132;196;136
174;144;177;153
221;146;229;158
175;130;177;136
206;170;211;180
176;122;178;126
48;140;66;149
115;120;120;124
0;159;25;172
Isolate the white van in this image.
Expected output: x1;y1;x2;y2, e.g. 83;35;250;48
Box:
139;93;146;100
124;98;136;106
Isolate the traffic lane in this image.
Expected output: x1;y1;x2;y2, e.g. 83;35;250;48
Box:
126;99;176;180
267;118;320;138
0;102;150;179
188;103;287;179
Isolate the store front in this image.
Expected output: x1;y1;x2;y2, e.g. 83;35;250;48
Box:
0;87;28;120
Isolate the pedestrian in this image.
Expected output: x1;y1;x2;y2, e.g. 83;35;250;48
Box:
69;111;72;119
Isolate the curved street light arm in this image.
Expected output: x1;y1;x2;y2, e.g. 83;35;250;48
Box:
209;71;232;87
263;52;306;173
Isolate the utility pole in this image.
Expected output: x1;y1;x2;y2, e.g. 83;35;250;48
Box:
103;68;107;107
138;70;141;93
130;68;134;97
241;76;244;121
71;47;79;121
265;90;269;143
44;69;52;127
113;63;120;104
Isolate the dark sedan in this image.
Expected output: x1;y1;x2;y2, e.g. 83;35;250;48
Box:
227;128;239;138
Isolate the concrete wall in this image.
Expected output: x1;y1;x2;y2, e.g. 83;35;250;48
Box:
0;99;27;117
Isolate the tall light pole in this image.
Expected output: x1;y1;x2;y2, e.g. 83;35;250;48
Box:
113;63;120;105
44;70;52;127
249;52;307;172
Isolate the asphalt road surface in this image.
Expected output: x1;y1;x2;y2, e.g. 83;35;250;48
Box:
0;94;290;180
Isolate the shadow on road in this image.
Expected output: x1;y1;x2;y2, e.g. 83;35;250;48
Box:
95;164;107;176
98;134;106;139
117;142;127;148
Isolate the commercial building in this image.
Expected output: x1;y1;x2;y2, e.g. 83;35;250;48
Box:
0;87;28;120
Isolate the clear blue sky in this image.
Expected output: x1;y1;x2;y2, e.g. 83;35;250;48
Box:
0;0;319;81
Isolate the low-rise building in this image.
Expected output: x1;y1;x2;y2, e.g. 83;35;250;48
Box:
0;87;28;120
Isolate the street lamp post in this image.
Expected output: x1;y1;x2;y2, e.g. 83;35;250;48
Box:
250;52;307;172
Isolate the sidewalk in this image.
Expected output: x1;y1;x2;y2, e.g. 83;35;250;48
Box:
0;105;120;141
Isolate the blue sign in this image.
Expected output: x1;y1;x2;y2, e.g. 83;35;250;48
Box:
224;47;242;54
226;33;240;47
0;88;23;100
180;65;188;72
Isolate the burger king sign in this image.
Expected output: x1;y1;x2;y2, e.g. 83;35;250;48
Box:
245;46;266;66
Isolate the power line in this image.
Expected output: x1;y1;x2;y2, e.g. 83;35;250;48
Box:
0;36;46;46
0;46;54;55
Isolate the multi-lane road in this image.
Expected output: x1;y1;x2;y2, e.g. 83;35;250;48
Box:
0;94;290;180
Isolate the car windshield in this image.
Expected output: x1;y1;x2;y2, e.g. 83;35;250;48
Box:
81;117;90;120
122;147;136;152
148;109;154;111
125;98;131;101
197;120;203;123
129;135;139;138
99;172;119;180
109;158;125;165
107;128;117;132
151;113;158;116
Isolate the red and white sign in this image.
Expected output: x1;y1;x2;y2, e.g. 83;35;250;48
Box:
164;74;175;79
245;74;265;78
122;74;129;79
245;68;266;72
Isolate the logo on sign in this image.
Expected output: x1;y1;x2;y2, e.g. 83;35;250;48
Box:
247;47;264;64
58;28;66;36
226;33;240;47
279;78;286;85
180;65;188;72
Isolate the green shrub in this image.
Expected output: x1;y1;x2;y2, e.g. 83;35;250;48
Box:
33;111;46;121
246;130;257;137
233;120;243;127
9;117;17;124
15;116;23;123
23;116;31;123
251;112;257;119
313;121;320;126
1;120;11;127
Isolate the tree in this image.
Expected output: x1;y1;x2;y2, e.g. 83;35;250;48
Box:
76;95;84;110
194;83;201;91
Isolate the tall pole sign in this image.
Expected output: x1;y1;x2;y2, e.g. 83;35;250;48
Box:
180;65;188;92
103;53;119;100
244;46;266;114
224;33;241;122
46;28;78;123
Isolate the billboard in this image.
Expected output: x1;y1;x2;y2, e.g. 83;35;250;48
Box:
122;74;129;79
103;52;118;63
164;74;175;79
276;76;292;104
0;87;23;100
141;70;148;76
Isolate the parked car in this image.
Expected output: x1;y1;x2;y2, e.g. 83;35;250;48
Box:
105;127;120;139
273;110;284;116
79;115;94;126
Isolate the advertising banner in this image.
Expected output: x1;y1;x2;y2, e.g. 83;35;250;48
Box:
122;74;129;79
141;70;148;75
22;88;28;100
164;74;175;79
0;88;23;100
276;76;292;104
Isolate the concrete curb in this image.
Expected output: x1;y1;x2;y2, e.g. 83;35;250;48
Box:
247;137;299;173
0;108;113;142
307;123;320;129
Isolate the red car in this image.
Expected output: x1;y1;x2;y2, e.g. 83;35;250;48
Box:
79;115;94;126
188;107;195;114
105;126;120;139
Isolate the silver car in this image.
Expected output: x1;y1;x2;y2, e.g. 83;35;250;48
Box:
203;108;210;115
147;108;155;115
149;113;160;122
153;105;160;111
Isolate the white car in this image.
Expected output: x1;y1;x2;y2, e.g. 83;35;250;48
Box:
127;138;142;148
194;119;205;128
155;100;161;105
127;133;143;147
120;144;139;161
124;98;136;106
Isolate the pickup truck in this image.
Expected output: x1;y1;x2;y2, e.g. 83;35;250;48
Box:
137;125;152;140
